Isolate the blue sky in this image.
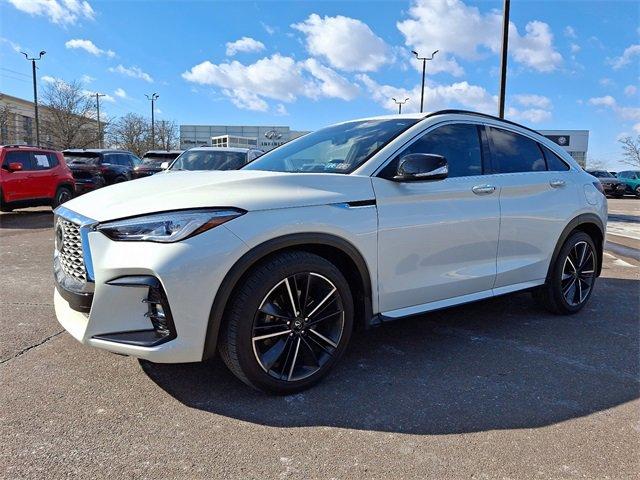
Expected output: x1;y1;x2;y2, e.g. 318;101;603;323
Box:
0;0;638;169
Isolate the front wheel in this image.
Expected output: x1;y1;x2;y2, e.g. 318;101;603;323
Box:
533;231;598;314
52;186;73;208
219;251;354;394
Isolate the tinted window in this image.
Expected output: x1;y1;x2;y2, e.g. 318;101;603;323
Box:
3;151;32;169
385;123;483;178
490;127;546;173
129;155;141;166
32;152;57;170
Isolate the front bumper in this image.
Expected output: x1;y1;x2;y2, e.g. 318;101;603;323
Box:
53;209;249;363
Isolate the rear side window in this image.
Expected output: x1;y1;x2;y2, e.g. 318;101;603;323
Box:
32;152;58;169
489;127;546;173
541;145;569;171
386;123;483;178
3;151;32;170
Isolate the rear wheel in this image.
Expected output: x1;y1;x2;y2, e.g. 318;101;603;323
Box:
635;186;640;198
0;189;12;212
52;186;73;208
533;231;597;314
219;251;354;394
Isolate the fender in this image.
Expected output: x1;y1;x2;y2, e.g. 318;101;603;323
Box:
202;232;374;360
546;213;605;281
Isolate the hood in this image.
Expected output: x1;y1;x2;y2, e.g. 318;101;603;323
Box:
62;169;375;222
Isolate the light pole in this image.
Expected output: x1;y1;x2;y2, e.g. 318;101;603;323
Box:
498;0;511;118
94;93;105;148
145;93;159;148
392;97;409;114
411;49;438;113
21;50;46;146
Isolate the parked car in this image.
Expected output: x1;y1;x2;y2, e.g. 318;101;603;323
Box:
0;145;74;212
53;110;607;394
166;147;263;171
585;169;626;198
132;150;183;179
616;170;640;197
63;149;142;193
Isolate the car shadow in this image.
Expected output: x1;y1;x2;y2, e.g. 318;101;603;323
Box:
141;277;639;435
0;210;53;230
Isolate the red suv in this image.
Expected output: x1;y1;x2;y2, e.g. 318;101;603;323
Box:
0;145;75;212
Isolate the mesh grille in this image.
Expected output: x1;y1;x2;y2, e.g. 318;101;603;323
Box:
58;218;86;281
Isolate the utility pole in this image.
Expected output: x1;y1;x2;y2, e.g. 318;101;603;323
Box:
94;93;105;148
498;0;510;118
145;93;159;148
21;50;46;146
412;49;438;113
392;97;409;114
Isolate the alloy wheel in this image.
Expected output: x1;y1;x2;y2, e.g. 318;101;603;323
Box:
252;272;345;382
561;241;596;306
57;189;72;205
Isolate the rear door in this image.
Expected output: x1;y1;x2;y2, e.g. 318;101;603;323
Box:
29;151;59;199
1;151;33;201
373;122;501;316
487;126;576;290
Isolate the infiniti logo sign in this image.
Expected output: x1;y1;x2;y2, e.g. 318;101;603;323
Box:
264;129;282;140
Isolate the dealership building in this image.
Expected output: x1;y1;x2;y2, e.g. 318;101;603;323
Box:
180;124;589;167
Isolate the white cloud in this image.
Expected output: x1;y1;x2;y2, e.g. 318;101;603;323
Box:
564;26;577;39
599;78;614;87
624;85;637;96
570;43;581;54
83;89;114;103
292;14;391;72
114;88;127;98
109;64;153;83
397;0;562;74
261;22;275;35
507;107;552;123
0;36;22;53
182;54;358;111
588;95;640;121
225;37;265;56
633;123;640;134
275;103;288;116
512;94;553;110
41;75;57;84
80;74;95;84
7;0;94;25
608;44;640;70
65;39;115;57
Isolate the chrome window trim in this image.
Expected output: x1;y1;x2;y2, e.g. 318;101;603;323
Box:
54;205;98;282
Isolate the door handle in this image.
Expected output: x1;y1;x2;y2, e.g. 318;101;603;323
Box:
472;184;496;195
550;179;566;188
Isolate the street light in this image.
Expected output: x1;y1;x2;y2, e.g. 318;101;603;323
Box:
94;93;106;148
411;49;438;113
145;92;159;148
392;97;409;114
21;50;46;146
497;0;511;118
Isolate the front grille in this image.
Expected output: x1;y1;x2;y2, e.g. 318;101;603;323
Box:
58;218;86;281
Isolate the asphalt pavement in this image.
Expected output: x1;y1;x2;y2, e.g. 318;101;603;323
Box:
1;199;639;479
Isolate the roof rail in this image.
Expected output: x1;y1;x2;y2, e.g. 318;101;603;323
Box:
1;144;53;149
424;109;542;136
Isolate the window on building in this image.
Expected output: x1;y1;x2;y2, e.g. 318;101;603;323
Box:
489;127;546;173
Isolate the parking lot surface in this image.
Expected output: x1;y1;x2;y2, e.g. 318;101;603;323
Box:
1;199;639;479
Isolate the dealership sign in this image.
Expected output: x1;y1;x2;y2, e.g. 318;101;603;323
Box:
545;135;570;147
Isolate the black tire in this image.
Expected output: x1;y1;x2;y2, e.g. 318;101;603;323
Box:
533;231;598;314
635;186;640;198
52;186;73;208
219;251;354;395
0;189;12;212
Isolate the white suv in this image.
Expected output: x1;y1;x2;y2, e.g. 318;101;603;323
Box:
53;110;607;394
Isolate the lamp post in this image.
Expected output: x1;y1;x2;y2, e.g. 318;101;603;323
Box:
145;92;159;148
21;50;46;146
497;0;511;118
392;97;409;114
94;93;105;148
411;49;438;113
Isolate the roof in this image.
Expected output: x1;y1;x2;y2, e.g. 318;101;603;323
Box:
62;148;132;154
142;150;184;155
186;146;263;153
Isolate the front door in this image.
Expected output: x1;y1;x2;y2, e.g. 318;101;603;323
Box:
1;151;34;202
373;122;500;316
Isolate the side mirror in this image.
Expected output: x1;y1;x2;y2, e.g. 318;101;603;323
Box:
8;162;23;172
394;153;448;182
160;162;170;170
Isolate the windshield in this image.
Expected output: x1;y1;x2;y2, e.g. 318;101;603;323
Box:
170;150;248;171
63;152;100;164
142;153;180;165
243;118;418;174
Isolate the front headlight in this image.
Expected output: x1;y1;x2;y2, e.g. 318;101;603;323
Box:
97;208;245;243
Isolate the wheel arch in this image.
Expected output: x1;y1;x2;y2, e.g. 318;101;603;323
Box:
546;213;605;281
202;233;374;360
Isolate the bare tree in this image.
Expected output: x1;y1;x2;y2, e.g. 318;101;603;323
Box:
0;103;13;144
586;157;608;171
41;79;97;149
155;120;179;150
107;113;150;157
618;135;640;168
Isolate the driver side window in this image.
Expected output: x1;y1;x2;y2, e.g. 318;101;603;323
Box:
382;123;483;178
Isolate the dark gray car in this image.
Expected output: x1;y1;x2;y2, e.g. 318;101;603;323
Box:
586;170;626;198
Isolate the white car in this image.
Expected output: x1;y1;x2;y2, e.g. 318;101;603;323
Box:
53;110;607;394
